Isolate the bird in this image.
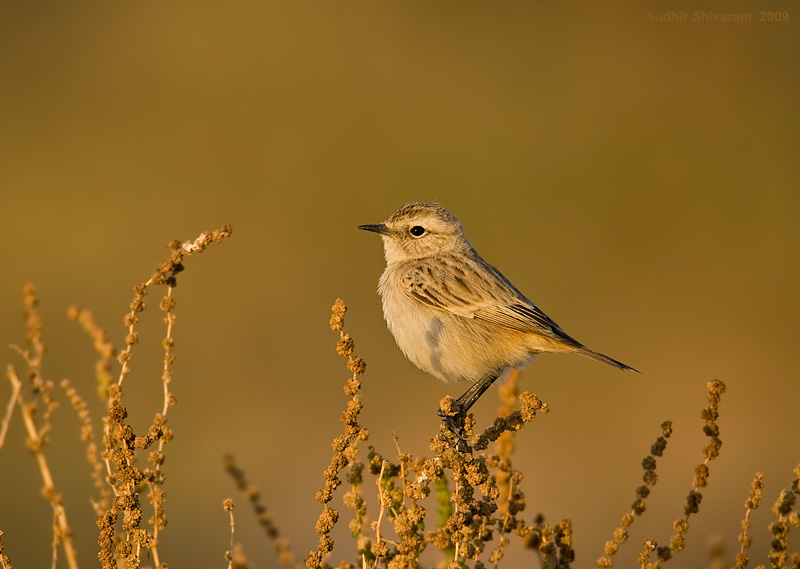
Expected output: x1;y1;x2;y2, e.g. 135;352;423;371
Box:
358;202;636;440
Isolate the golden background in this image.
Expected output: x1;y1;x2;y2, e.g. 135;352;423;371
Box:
1;1;798;567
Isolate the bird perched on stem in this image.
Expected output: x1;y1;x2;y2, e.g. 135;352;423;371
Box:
359;202;636;446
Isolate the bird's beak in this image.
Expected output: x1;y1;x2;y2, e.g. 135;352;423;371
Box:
357;223;391;236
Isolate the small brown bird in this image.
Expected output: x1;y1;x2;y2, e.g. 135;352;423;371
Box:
359;202;637;439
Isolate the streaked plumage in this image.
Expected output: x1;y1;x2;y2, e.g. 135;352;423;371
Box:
359;202;636;438
361;202;634;382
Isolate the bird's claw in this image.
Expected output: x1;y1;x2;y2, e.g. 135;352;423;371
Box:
438;406;470;452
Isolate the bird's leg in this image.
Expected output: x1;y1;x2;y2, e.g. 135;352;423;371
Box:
454;371;503;415
438;371;502;447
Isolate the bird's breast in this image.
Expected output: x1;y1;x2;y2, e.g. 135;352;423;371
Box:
377;266;532;384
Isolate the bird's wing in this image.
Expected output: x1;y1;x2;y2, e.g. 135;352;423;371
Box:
399;256;582;346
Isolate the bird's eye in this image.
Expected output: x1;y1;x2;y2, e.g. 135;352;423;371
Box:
410;226;426;237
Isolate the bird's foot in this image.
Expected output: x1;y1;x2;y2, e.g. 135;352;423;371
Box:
437;396;470;452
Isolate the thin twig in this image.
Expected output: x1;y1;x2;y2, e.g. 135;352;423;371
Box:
66;306;116;400
392;433;408;512
149;285;177;567
0;377;21;448
374;460;388;568
61;379;111;516
96;226;232;569
224;454;300;569
7;366;79;569
224;499;235;569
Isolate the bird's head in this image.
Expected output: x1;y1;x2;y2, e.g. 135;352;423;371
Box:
358;202;469;264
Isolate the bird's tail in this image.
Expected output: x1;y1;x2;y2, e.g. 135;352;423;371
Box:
577;347;640;373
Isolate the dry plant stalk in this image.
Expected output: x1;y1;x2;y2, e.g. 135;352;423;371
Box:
637;380;727;569
734;472;764;569
224;454;299;569
61;378;112;517
6;284;79;569
486;370;538;568
766;464;800;569
4;249;800;569
292;302;797;568
66;306;116;399
224;498;235;569
596;420;673;569
306;299;370;569
0;374;21;448
62;307;117;516
493;369;520;517
96;225;232;569
307;299;552;569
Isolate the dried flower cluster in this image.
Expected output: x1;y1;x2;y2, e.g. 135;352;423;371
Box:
636;380;727;569
98;226;232;569
597;420;673;569
0;226;231;569
67;306;116;399
224;454;299;569
6;284;79;569
61;378;112;517
306;299;370;569
3;238;800;569
766;464;800;569
303;300;551;569
734;472;764;569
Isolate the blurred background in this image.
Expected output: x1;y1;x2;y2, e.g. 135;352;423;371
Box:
1;1;798;567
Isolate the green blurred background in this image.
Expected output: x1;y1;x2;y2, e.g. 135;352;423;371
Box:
1;1;798;567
